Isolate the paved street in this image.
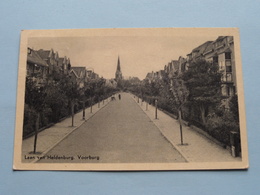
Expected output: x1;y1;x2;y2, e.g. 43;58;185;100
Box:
38;93;186;163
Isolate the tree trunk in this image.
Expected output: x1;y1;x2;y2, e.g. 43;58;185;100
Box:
33;112;40;153
82;100;85;120
200;104;206;126
90;97;93;113
178;108;184;145
71;100;74;126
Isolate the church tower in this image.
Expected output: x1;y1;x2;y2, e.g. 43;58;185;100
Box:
115;56;123;82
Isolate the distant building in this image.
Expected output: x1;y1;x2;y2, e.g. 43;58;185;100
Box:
115;56;123;82
145;71;154;83
164;36;236;97
145;36;237;108
70;67;87;88
58;56;71;74
191;41;213;60
36;49;58;74
86;70;99;80
105;79;117;88
26;47;100;89
27;47;49;85
203;36;236;98
144;69;166;83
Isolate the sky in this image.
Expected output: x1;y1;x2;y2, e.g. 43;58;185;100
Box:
28;33;218;80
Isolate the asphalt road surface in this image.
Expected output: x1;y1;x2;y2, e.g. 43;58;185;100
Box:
38;93;186;163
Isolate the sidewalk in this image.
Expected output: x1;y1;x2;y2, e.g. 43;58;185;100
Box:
133;96;241;162
22;98;111;163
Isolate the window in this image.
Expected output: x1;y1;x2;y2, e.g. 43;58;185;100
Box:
213;56;218;63
227;86;234;96
225;52;231;60
221;75;225;82
227;87;230;96
226;73;232;82
226;65;232;73
226;60;231;66
34;64;40;71
221;86;227;96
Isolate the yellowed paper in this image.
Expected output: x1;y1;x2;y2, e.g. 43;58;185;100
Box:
13;28;248;170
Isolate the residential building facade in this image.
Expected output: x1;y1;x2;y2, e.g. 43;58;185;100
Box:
27;47;49;85
144;36;237;108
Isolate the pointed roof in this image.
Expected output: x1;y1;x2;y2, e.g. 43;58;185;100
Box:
116;56;121;72
37;49;55;60
146;72;153;79
37;49;51;60
27;48;48;67
192;41;213;58
172;60;179;71
203;41;214;55
58;58;64;65
70;67;86;79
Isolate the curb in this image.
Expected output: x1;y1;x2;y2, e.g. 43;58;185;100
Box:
31;100;111;163
132;95;190;162
189;125;226;148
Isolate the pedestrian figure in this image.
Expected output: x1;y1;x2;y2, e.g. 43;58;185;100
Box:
118;94;121;100
111;95;116;101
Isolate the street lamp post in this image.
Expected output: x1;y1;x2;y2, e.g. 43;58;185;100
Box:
82;100;85;120
33;112;40;154
82;72;87;120
31;85;42;154
178;108;184;145
71;100;74;127
90;97;93;113
155;99;158;119
71;81;75;127
82;87;86;120
86;67;94;114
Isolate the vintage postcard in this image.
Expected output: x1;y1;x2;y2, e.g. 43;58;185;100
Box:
13;28;249;170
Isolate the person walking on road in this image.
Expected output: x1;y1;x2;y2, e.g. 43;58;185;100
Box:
111;94;116;101
118;94;121;100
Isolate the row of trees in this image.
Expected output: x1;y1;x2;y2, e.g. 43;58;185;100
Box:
23;71;118;142
132;59;240;147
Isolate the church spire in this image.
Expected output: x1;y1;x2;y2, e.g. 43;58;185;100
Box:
115;56;122;82
117;56;121;71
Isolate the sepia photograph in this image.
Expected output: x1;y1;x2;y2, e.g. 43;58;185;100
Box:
13;28;248;170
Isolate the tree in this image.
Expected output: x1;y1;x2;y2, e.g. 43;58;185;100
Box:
181;59;222;126
84;78;102;113
58;75;81;126
229;94;239;123
44;82;68;122
167;72;189;145
24;76;47;153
